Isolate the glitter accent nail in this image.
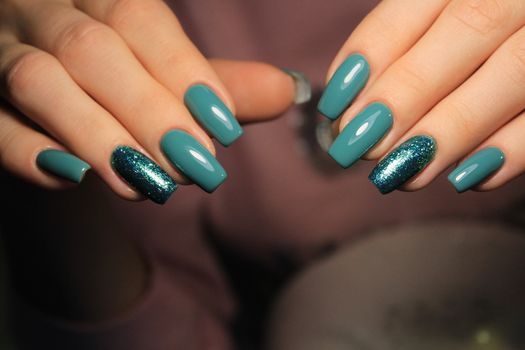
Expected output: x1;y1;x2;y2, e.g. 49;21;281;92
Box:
369;135;436;194
111;146;177;204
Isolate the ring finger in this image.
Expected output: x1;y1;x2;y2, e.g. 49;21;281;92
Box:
368;25;525;193
0;40;177;203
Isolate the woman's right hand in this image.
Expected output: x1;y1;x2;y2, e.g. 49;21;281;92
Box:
0;0;301;204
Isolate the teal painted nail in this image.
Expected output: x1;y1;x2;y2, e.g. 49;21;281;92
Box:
328;102;393;168
36;149;90;183
184;84;243;146
448;147;505;193
318;53;370;120
369;135;437;194
111;146;177;204
282;69;312;104
161;130;227;193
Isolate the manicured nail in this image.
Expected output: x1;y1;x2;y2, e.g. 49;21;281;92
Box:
184;84;243;147
328;102;393;168
36;149;90;183
111;146;177;204
318;53;370;120
161;130;227;193
282;69;312;104
448;147;504;193
369;135;436;194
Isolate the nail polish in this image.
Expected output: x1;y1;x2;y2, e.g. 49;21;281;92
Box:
184;84;243;146
328;102;393;168
318;53;370;120
282;69;312;104
369;135;436;194
36;149;90;183
448;147;504;193
111;146;177;204
161;130;227;193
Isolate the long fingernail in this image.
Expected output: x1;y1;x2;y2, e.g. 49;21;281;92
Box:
448;147;504;193
184;84;243;147
161;130;227;193
36;149;91;183
111;146;177;204
318;53;370;120
369;135;436;194
282;69;312;104
328;102;393;168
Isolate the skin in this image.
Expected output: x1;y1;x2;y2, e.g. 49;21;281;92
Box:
0;0;296;199
0;0;296;323
332;0;525;192
2;0;525;325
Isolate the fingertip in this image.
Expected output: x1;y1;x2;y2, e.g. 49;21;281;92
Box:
211;59;302;122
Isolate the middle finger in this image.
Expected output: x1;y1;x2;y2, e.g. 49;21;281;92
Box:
330;0;525;168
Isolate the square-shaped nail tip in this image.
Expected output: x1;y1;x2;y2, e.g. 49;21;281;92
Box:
317;53;370;121
368;135;437;194
36;149;91;183
447;147;505;193
282;69;312;104
328;102;393;168
111;146;177;204
220;127;244;147
161;130;228;193
184;84;243;147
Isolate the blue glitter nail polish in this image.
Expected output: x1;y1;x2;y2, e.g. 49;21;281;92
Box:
111;146;177;204
369;135;436;194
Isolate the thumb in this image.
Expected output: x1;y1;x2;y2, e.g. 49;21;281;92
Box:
209;59;311;123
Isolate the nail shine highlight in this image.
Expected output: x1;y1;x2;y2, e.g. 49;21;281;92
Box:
369;135;436;194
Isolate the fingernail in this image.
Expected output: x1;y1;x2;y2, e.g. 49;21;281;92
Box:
161;130;227;193
328;102;393;168
184;84;243;147
448;147;504;193
36;149;91;183
318;53;370;120
369;135;437;194
111;146;177;204
282;69;312;104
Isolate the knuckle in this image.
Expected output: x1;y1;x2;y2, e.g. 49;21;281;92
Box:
54;20;113;59
506;36;525;86
451;0;509;34
360;13;404;49
395;62;428;96
447;100;477;141
106;0;159;28
5;50;56;99
0;119;23;170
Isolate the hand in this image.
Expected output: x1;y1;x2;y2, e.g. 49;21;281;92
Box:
321;0;525;194
0;0;300;204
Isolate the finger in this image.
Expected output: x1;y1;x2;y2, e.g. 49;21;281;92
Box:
334;0;525;167
448;110;525;193
210;59;305;122
73;0;243;146
0;101;88;189
369;25;525;194
319;0;449;120
19;2;216;181
0;41;177;203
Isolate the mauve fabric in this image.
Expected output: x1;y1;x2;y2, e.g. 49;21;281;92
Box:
14;0;525;349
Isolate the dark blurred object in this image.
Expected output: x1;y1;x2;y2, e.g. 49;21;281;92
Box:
267;220;525;350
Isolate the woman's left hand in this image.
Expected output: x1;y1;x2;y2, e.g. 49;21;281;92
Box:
320;0;525;194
